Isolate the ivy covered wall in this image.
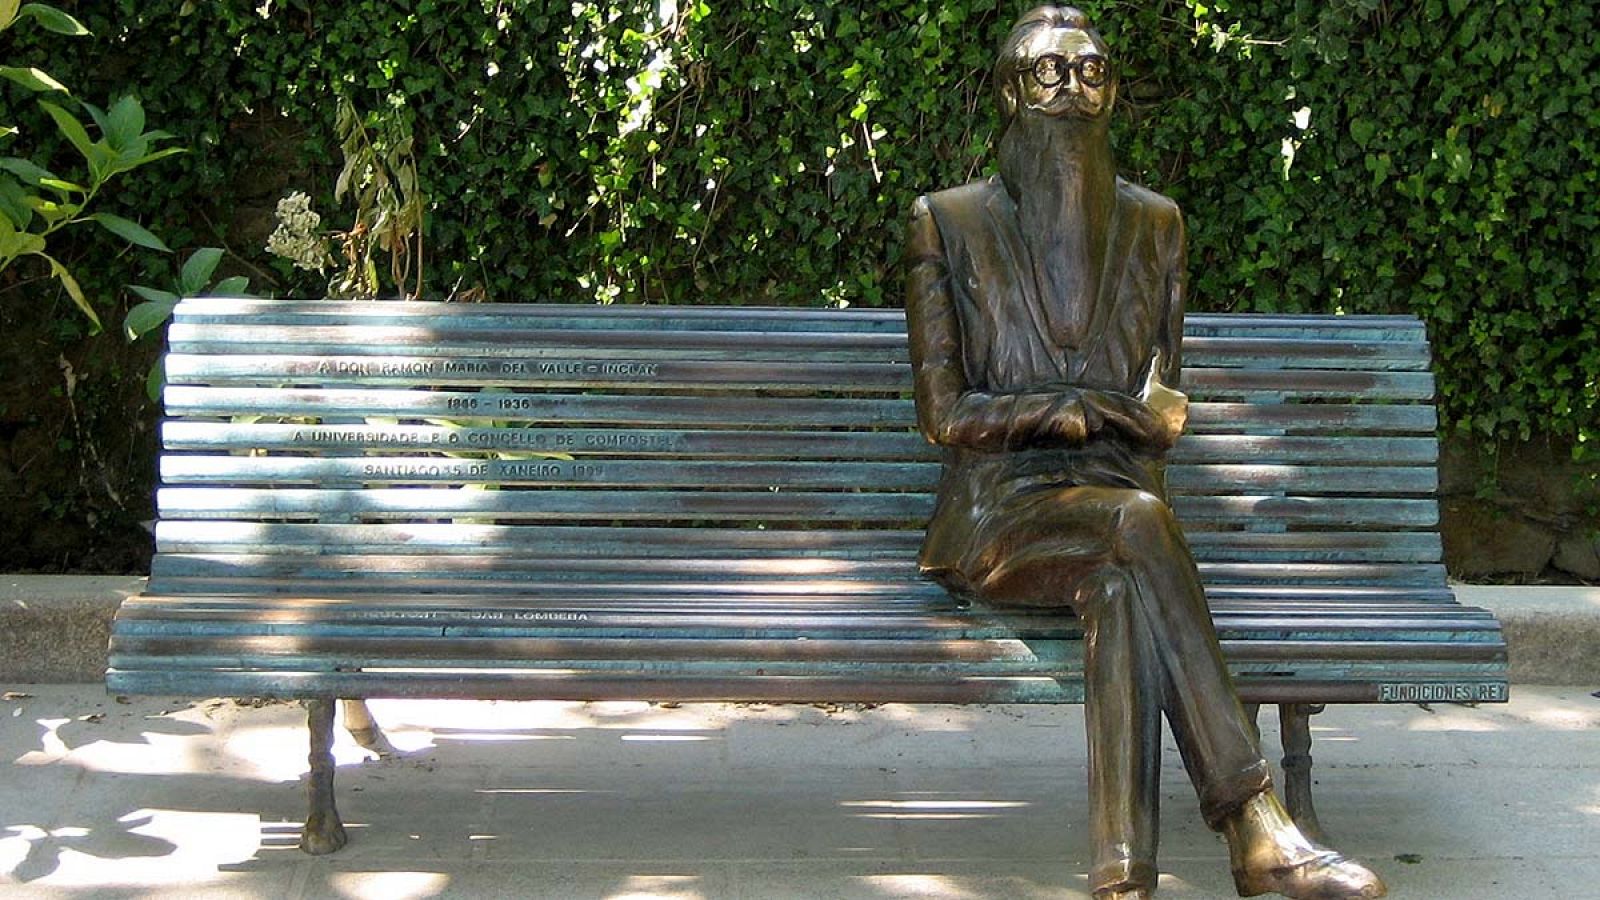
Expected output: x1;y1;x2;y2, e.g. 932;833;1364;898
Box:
13;0;1598;443
2;0;1596;570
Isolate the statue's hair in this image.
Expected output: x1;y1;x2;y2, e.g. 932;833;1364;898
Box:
993;6;1107;138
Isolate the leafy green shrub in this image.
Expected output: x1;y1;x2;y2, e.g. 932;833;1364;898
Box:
10;0;1598;453
0;1;183;329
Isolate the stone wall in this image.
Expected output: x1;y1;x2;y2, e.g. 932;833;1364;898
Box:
1440;436;1600;582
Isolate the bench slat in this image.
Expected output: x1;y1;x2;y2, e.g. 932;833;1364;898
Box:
162;388;1438;434
160;422;1439;464
154;522;1444;564
140;579;1464;606
163;353;1435;399
112;603;1501;642
156;487;1438;527
161;456;944;490
108;647;1502;681
160;456;1437;495
104;667;1502;706
157;486;938;521
168;325;1432;371
171;298;1426;336
150;550;1446;586
148;554;1448;587
108;634;1498;668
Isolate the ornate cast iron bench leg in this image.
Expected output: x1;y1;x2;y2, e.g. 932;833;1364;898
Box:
300;698;349;855
1278;703;1328;844
342;698;397;758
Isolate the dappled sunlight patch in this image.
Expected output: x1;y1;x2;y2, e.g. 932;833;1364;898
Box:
224;722;334;781
1576;783;1600;818
0;824;47;877
367;698;593;731
368;698;738;733
19;808;257;888
1516;699;1600;732
842;797;1030;821
859;873;983;898
603;872;708;899
56;731;210;776
432;732;569;744
13;704;213;765
329;870;450;899
14;717;71;765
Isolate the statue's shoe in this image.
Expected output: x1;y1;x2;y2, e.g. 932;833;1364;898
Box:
1232;849;1386;899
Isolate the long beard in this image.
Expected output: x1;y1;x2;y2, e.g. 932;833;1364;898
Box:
997;113;1115;347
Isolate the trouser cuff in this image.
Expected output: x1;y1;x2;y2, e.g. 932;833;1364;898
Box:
1200;759;1274;830
1091;858;1158;895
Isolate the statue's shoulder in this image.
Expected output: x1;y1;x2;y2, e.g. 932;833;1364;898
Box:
1116;177;1182;225
917;176;1005;223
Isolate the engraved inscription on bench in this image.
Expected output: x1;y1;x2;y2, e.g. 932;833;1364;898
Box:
367;610;592;622
1377;682;1508;703
291;428;450;445
313;358;660;379
359;461;607;481
317;360;443;377
286;427;683;452
535;361;659;377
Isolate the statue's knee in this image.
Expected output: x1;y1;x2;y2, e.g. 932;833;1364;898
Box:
1111;491;1179;560
1075;569;1131;617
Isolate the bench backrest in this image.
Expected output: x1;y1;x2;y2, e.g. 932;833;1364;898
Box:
150;299;1448;606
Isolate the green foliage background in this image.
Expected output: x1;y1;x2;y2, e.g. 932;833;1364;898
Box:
9;0;1599;449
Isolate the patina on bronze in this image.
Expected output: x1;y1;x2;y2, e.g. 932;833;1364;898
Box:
904;8;1386;899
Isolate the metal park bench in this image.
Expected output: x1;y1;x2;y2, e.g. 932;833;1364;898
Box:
108;298;1509;853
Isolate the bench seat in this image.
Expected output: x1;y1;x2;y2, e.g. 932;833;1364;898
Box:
109;300;1507;711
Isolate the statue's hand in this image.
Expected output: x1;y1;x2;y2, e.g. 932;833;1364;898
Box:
1035;390;1089;445
1084;391;1174;450
1140;374;1189;448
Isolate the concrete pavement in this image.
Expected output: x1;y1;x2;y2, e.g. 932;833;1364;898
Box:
3;685;1598;899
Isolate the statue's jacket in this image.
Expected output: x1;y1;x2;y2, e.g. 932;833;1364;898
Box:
904;174;1189;599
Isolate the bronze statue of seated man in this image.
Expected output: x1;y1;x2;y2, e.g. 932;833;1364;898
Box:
903;7;1386;899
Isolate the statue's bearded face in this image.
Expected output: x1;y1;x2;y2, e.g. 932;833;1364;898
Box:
1012;27;1114;121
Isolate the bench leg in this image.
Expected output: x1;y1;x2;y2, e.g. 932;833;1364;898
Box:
1277;703;1328;844
300;698;349;855
341;698;397;758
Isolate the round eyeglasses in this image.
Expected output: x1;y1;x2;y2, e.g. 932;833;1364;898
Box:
1026;53;1110;89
